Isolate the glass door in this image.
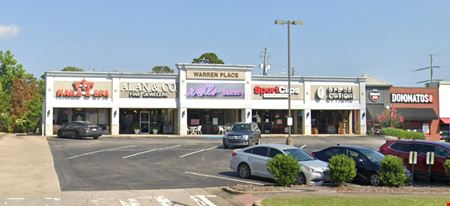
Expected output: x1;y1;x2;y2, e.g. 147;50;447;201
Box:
140;111;150;134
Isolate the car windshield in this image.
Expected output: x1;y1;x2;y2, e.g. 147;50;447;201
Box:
283;148;314;161
231;124;251;132
359;148;384;163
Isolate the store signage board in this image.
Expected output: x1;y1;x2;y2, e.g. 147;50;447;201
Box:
391;93;433;104
369;89;381;102
55;79;110;98
287;117;293;126
186;70;245;80
254;86;299;99
186;83;245;99
315;86;355;101
120;82;177;98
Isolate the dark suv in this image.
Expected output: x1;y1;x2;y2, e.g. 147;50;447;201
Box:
223;122;261;149
312;145;411;186
379;140;450;182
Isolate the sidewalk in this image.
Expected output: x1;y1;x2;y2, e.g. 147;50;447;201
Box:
0;134;60;197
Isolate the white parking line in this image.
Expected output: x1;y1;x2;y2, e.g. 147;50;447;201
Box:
66;145;137;159
300;144;307;149
122;145;181;159
185;171;265;185
179;146;218;158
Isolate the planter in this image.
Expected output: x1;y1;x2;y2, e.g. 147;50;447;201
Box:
152;129;158;134
134;129;140;134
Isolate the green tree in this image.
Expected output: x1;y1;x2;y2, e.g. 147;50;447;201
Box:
150;66;174;73
62;66;84;72
192;52;224;64
0;50;42;133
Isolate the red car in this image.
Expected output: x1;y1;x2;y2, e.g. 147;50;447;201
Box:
379;140;450;182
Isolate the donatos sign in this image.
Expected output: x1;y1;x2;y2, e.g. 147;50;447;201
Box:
391;93;433;104
56;79;110;98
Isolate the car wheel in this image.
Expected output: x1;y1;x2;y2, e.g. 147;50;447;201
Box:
223;144;228;149
370;174;380;186
296;172;307;185
237;163;251;179
93;136;99;140
57;130;63;138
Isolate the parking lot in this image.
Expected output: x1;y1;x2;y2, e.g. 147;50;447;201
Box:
48;135;386;191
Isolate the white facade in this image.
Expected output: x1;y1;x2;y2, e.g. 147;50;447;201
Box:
438;81;450;118
43;64;367;136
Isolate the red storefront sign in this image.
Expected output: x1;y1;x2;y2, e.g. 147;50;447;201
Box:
56;79;109;97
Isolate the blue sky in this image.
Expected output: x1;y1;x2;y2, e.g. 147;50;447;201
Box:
1;0;450;86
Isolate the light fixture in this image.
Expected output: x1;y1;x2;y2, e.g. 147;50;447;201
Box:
306;112;310;118
114;110;117;117
362;112;366;119
247;111;251;118
182;110;186;118
47;109;51;117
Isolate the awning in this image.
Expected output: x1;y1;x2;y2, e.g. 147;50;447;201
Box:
396;108;438;121
367;104;385;120
441;118;450;124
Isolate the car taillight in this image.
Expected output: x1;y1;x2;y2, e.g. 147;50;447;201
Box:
232;152;237;157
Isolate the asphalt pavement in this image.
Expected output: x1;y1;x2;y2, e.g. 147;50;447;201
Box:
48;135;386;191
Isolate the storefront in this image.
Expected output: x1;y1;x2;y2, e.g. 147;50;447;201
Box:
429;81;450;139
176;64;253;135
363;74;392;134
43;72;178;136
251;77;304;134
43;64;367;136
308;81;365;135
389;87;439;140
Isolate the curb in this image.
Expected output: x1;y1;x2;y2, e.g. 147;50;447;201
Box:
253;200;263;206
222;187;247;194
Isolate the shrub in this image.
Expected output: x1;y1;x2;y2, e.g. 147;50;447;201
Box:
267;154;301;186
445;160;450;177
328;154;357;186
380;127;425;140
378;155;407;187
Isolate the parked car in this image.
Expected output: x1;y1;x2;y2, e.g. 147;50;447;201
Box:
57;121;103;140
230;144;329;185
223;122;261;149
440;131;450;142
379;140;450;181
312;145;411;186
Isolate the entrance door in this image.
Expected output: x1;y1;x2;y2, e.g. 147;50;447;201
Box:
140;111;150;134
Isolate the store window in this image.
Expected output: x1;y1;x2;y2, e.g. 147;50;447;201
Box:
187;109;240;134
119;109;176;134
53;108;111;134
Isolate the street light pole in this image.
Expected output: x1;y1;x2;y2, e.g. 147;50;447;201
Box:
275;20;303;146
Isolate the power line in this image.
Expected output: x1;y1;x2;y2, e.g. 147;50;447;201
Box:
414;54;440;84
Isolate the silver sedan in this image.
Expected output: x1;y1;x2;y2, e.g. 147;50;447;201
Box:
230;144;329;185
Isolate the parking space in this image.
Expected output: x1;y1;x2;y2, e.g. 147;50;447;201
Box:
48;136;387;191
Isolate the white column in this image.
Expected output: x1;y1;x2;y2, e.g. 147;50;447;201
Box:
360;109;367;135
179;107;188;135
111;76;120;135
348;110;353;134
44;107;53;136
111;107;119;135
303;109;311;135
242;108;252;123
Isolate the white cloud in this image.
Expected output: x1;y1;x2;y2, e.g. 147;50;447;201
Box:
0;25;20;39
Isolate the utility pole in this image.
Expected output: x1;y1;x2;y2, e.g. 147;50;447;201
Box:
414;54;440;85
260;48;271;75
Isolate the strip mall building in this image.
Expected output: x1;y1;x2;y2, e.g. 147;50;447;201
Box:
43;64;368;136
